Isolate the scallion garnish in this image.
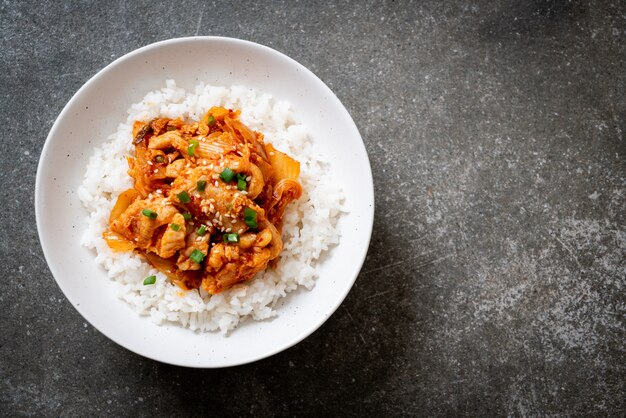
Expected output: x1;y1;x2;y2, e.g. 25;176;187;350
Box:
237;177;247;191
189;249;205;264
197;180;207;192
220;168;235;182
197;225;206;236
225;203;233;211
243;207;258;228
170;223;181;231
187;139;199;156
141;209;157;219
236;173;248;190
208;115;215;126
182;212;192;221
177;191;191;204
223;233;240;243
154;155;165;163
143;275;156;285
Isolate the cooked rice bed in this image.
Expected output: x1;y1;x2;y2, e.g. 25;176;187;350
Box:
78;80;343;333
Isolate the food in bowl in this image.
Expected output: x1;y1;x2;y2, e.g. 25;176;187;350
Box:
105;106;302;295
78;80;344;333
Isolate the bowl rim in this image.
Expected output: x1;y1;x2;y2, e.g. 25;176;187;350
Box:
35;36;375;367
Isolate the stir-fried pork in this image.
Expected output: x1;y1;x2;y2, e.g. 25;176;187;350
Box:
104;107;302;293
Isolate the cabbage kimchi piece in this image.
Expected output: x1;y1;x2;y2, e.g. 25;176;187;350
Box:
103;107;302;294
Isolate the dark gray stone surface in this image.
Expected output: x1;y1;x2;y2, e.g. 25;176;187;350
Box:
1;0;624;416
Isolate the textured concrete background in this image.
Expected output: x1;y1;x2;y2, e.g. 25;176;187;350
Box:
1;0;624;416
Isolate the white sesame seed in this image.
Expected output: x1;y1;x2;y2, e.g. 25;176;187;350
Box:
246;176;252;182
225;227;232;233
147;161;153;166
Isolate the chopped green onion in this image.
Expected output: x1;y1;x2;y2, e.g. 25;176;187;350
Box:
197;225;207;236
208;115;215;126
225;203;233;211
187;139;199;156
143;275;156;285
166;125;176;131
141;209;157;219
243;207;257;219
177;191;191;204
197;180;207;192
223;233;240;243
154;155;165;163
189;249;205;264
237;173;248;190
170;223;181;231
243;207;258;228
220;167;235;182
182;212;192;221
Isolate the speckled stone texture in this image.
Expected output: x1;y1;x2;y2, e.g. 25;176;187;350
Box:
1;0;624;416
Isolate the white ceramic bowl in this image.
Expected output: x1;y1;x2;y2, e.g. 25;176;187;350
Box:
36;37;374;368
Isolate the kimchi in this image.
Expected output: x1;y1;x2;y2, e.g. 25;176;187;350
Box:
104;107;302;294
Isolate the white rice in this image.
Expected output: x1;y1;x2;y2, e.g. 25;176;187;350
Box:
77;80;344;333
